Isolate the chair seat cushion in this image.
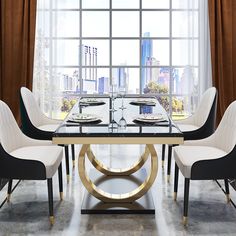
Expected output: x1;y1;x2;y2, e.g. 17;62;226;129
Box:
178;124;200;132
37;124;59;132
174;146;227;178
10;146;63;178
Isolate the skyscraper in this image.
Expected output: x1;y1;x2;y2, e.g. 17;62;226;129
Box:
112;67;129;92
79;44;98;93
98;77;109;94
141;32;153;92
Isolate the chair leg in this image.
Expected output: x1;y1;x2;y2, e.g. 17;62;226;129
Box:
161;144;165;168
183;178;190;226
71;144;75;168
224;179;230;203
47;178;54;225
7;179;13;202
58;163;63;200
64;145;70;183
174;164;179;201
167;145;172;182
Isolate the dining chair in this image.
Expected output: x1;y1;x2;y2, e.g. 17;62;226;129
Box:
173;100;236;226
163;87;217;182
20;87;75;182
0;100;63;225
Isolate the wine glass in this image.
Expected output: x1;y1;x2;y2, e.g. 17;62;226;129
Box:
118;85;127;130
108;84;118;131
118;108;127;130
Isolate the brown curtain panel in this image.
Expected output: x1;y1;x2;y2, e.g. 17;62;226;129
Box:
208;0;236;124
0;0;37;123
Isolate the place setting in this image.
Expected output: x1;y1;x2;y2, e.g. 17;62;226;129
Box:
79;98;106;106
129;98;156;106
66;113;102;125
133;113;168;125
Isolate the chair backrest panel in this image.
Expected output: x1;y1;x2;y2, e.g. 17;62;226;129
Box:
0;101;24;153
213;101;236;153
20;87;45;127
193;87;216;127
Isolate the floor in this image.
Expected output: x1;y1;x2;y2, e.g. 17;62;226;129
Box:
0;144;236;236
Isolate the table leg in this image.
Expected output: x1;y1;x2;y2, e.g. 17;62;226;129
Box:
78;144;158;203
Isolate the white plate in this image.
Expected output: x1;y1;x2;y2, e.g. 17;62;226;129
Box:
130;99;156;106
68;113;101;123
80;99;101;103
71;113;96;120
67;117;101;123
135;114;166;123
132;99;155;103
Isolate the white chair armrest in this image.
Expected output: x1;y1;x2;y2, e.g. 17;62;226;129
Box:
20;133;53;147
183;135;215;147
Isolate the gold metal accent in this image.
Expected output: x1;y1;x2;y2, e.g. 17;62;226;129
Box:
73;160;75;168
226;194;230;203
167;175;170;183
49;216;55;225
86;145;149;176
161;160;164;168
182;216;188;226
67;175;70;183
78;144;158;203
53;136;184;145
7;194;11;202
173;192;177;201
60;192;63;201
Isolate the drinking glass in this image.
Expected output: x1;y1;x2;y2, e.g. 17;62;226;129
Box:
118;85;127;130
108;84;118;131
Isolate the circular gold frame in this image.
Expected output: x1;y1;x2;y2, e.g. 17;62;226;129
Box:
78;144;158;203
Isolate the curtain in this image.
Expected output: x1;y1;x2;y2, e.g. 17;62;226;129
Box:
199;0;212;96
208;0;236;124
34;0;66;119
0;0;37;123
172;0;212;114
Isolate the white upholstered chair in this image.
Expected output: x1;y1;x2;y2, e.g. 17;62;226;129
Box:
163;87;217;181
173;100;236;226
20;87;75;181
0;100;63;225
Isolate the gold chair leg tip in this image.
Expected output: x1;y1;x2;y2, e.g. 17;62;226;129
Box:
60;192;63;201
173;192;177;201
49;216;55;225
67;175;70;183
182;216;188;226
226;194;230;203
72;160;75;168
7;194;11;202
167;175;170;183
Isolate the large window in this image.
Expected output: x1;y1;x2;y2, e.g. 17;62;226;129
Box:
34;0;200;119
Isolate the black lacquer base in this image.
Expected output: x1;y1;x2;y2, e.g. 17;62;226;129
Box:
81;168;155;214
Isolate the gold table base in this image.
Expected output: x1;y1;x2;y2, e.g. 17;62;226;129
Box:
78;144;158;203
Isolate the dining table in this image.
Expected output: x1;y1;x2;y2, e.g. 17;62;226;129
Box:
52;95;183;214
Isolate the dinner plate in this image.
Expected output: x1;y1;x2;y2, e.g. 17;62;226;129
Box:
130;99;156;106
80;99;106;106
134;114;166;123
67;113;101;123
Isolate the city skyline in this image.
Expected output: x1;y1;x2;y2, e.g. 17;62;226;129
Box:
60;32;196;97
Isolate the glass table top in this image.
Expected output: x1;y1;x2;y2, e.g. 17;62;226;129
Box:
54;95;183;138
